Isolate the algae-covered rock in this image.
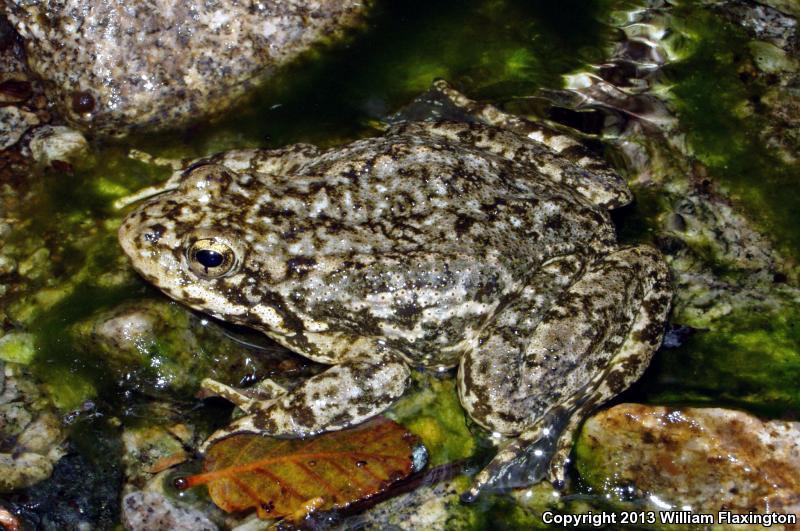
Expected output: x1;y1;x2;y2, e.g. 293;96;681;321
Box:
388;373;476;467
71;298;312;400
122;422;194;489
0;332;35;364
0;363;67;493
576;404;800;520
5;0;370;135
650;303;800;410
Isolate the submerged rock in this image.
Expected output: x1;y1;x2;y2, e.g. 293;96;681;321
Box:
4;0;370;135
0;331;35;364
122;422;194;489
71;298;316;400
334;475;478;530
5;442;123;529
122;491;218;531
27;125;88;166
0;106;37;149
0;363;66;492
576;404;800;517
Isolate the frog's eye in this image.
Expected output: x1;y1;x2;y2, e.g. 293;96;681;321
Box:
188;238;237;278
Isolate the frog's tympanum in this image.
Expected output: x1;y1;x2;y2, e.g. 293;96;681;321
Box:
119;81;672;499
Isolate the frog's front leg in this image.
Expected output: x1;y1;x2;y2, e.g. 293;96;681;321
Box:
202;346;410;450
459;245;671;500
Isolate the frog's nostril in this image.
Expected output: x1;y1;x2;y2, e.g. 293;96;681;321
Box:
143;224;166;244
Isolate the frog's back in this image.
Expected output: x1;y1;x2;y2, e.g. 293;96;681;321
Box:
244;129;616;365
255;131;614;266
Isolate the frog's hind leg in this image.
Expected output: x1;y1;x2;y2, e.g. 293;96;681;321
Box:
424;80;632;209
459;245;671;501
201;342;410;450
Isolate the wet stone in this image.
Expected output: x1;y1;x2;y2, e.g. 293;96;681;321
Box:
122;422;194;488
576;404;800;518
27;125;88;166
0;364;66;493
122;491;218;531
0;106;38;149
5;448;122;530
71;298;311;400
333;476;477;530
4;0;370;135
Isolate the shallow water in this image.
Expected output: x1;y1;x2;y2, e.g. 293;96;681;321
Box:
2;0;799;528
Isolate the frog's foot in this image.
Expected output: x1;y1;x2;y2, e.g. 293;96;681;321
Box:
459;245;672;501
460;405;571;502
201;353;410;452
200;377;288;411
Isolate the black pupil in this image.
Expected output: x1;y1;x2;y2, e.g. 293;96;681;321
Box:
195;249;224;268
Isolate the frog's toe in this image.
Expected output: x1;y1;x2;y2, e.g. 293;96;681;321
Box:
461;405;571;503
200;412;268;452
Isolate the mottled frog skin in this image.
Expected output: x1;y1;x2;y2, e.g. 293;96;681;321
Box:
118;82;672;498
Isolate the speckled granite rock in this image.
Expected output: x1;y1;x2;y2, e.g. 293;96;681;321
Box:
27;125;87;166
122;491;218;531
0;105;37;149
4;0;369;135
576;404;800;517
0;362;67;492
0;13;55;147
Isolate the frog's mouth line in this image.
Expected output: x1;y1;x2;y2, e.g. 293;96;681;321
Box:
113;179;180;210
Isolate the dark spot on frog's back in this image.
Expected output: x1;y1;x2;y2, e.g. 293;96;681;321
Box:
392;302;421;325
474;275;500;303
633;321;666;346
455;214;476;237
286;256;317;278
605;370;627;393
480;197;507;215
545;213;564;231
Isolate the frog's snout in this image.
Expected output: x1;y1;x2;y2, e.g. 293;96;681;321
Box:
118;205;180;284
118;209;154;261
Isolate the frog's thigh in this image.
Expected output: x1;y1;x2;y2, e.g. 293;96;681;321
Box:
461;245;671;497
203;346;410;446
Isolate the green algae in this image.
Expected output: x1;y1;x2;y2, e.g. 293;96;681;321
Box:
388;373;476;467
643;302;800;415
0;332;36;364
663;6;800;258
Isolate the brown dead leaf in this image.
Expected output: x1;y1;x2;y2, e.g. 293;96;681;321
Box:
0;506;20;531
183;417;424;520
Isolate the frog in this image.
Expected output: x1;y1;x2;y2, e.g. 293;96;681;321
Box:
118;80;672;499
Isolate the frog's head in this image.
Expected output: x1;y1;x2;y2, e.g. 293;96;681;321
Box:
118;163;260;322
